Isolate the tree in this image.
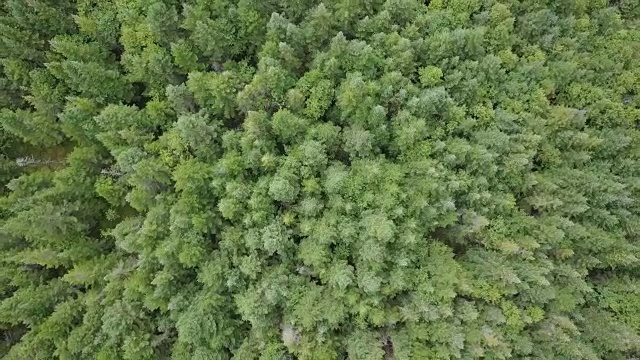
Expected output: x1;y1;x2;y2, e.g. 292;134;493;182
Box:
1;0;640;359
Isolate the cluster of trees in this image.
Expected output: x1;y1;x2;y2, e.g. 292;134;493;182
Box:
1;0;639;358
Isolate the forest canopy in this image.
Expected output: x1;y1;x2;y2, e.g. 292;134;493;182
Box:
1;0;640;359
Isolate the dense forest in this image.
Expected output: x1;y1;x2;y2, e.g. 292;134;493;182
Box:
1;0;639;359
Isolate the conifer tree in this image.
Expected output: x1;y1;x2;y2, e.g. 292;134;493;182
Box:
1;0;639;359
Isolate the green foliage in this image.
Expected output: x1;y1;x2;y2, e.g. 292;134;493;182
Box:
1;0;639;359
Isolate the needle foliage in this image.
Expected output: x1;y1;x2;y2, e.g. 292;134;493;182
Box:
1;0;639;359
